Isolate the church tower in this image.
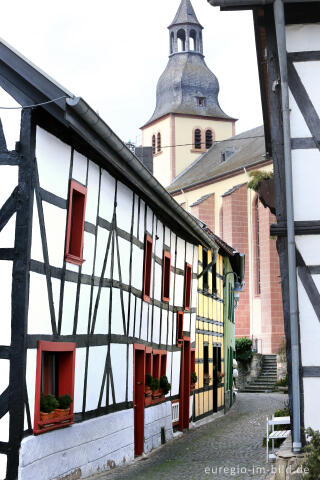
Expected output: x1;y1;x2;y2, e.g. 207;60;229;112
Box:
141;0;236;187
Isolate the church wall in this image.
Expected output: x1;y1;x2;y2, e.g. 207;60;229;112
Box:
141;116;172;187
174;116;234;179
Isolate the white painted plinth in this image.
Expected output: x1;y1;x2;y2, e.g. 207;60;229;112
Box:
144;401;173;454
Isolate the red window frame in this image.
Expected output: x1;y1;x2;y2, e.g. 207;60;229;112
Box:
184;263;192;311
34;341;76;435
65;179;87;266
142;233;153;303
162;250;171;302
146;347;152;377
177;311;183;346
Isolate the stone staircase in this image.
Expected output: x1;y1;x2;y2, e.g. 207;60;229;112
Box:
243;355;277;392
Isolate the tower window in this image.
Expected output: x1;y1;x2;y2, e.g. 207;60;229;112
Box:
170;32;174;54
177;29;186;52
194;129;202;149
190;30;197;51
157;132;161;152
152;135;156;155
206;130;213;149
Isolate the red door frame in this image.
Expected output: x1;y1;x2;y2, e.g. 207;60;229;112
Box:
179;337;191;431
133;344;145;456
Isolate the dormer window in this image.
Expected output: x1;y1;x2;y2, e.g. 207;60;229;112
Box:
197;97;206;107
221;149;234;163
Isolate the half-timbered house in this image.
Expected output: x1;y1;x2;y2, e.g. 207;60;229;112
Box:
0;39;224;480
208;0;320;452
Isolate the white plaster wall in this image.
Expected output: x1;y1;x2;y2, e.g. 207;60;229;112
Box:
185;242;193;266
18;409;134;480
0;359;9;442
161;310;168;345
0;453;7;480
144;402;173;454
26;349;37;430
43;202;66;269
36;127;71;200
289;90;312;138
153;262;162;302
81;231;95;276
138;200;145;242
93;287;110;335
28;273;60;335
174;274;184;308
191;313;196;343
153;306;161;344
132;196;139;239
0;166;18;246
303;377;320;431
170;232;176;268
99;170;115;222
60;280;77;335
86;346;108;411
0;261;12;345
76;283;91;334
128;294;135;338
176;237;185;270
296;235;320;266
134;299;141;338
155;220;164;259
140;301;149;341
286;24;320;53
0;213;16;249
117;236;131;286
30;196;43;263
183;313;191;333
292;149;320;221
166;351;173;386
297;276;320;366
116;182;133;233
164;226;171;247
94;227;110;277
85;161;99;225
73;348;86;413
72;151;87;186
167;311;173;346
131;244;143;292
128;345;133;402
0;87;21;150
111;289;126;335
110;344;127;404
171;351;181;396
295;62;320;116
146;206;153;235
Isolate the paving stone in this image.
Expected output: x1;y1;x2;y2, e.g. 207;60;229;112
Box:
87;393;288;480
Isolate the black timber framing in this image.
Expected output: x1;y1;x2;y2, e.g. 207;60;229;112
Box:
271;220;320;236
253;5;305;438
7;109;35;480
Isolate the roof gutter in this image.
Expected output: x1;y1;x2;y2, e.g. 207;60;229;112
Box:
66;96;218;251
208;0;318;6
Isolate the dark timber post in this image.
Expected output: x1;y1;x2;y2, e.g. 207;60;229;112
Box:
7;109;35;480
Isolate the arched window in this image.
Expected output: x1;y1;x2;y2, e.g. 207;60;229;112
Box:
206;130;213;149
194;129;201;149
190;30;196;51
177;29;186;52
152;135;156;155
157;132;161;152
170;32;174;54
254;197;261;294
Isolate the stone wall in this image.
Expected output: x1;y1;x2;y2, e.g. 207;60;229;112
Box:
269;435;308;480
236;353;263;391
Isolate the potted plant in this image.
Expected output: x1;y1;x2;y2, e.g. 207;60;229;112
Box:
144;373;152;406
151;377;160;399
160;375;171;396
40;393;59;422
191;371;197;391
217;371;225;386
55;394;73;417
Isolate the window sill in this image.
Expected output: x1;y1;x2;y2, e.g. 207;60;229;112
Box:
190;148;206;153
65;253;85;266
143;293;151;303
153;151;163;157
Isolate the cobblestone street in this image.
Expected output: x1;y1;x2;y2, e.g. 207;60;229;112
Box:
89;393;288;480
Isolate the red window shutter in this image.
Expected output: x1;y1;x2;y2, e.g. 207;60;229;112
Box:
191;349;195;374
65;179;87;266
160;353;167;377
143;234;153;303
177;311;183;345
162;250;171;302
34;341;76;435
184;263;192;311
152;352;160;380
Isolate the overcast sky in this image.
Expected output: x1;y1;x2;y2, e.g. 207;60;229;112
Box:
0;0;263;145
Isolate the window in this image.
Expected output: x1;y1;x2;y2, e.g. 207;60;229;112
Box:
153;352;160;380
177;29;186;52
255;197;261;294
157;132;161;152
205;130;213;149
184;263;192;311
191;349;195;376
212;261;217;293
143;234;153;302
197;97;206;107
160;354;167;377
202;248;208;292
162;250;171;302
189;30;197;51
194;129;201;149
152;135;156;155
203;344;209;386
65;180;87;265
177;311;183;345
170;32;174;54
34;341;76;435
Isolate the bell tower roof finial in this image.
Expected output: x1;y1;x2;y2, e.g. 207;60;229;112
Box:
169;0;203;28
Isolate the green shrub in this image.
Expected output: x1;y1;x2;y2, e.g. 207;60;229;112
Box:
247;170;274;192
58;394;73;409
150;377;159;392
276;373;288;387
303;428;320;479
235;337;253;363
191;372;197;384
40;393;59;413
145;373;152;387
160;375;171;395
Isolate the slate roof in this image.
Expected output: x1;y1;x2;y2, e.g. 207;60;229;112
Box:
168;125;266;192
190;193;213;207
169;0;203;28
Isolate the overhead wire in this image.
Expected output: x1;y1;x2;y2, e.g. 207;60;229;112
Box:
0;95;69;110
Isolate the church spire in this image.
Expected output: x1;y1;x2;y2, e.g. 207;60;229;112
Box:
168;0;204;55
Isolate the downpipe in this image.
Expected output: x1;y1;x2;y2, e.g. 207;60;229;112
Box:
273;0;301;453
